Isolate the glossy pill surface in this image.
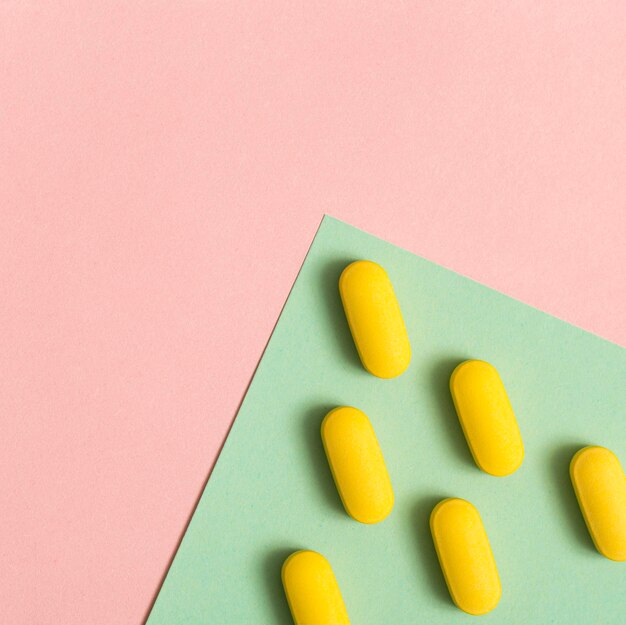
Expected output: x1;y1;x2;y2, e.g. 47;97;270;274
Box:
430;498;501;615
339;260;411;378
322;406;394;524
570;446;626;561
282;550;350;625
450;360;524;476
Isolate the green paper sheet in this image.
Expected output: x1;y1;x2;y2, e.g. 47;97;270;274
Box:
147;216;626;624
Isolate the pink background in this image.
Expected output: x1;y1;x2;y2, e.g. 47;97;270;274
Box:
1;3;625;623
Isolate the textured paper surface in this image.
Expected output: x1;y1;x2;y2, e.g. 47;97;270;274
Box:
5;5;626;622
147;216;625;624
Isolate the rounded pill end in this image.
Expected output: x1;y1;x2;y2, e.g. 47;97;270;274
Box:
364;355;411;379
570;445;610;469
349;495;395;525
281;550;326;581
430;497;468;525
339;259;386;287
479;452;524;477
449;359;496;391
459;587;502;616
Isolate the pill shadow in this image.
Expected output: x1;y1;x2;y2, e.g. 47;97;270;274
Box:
319;258;362;372
548;443;596;552
262;547;300;625
427;357;475;469
409;495;454;607
302;404;346;517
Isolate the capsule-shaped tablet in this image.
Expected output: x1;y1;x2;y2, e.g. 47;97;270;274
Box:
339;260;411;378
282;550;350;625
321;406;394;524
430;498;501;615
450;360;524;476
570;446;626;561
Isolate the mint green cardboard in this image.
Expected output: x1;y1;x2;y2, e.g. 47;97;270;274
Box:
147;216;626;624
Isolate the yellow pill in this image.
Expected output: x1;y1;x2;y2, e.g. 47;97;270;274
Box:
339;260;411;378
282;550;350;625
570;446;626;561
322;406;394;524
450;360;524;477
430;498;501;615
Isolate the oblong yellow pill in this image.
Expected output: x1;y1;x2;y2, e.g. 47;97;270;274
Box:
282;550;350;625
450;360;524;476
339;260;411;378
430;498;501;615
321;406;394;524
570;446;626;561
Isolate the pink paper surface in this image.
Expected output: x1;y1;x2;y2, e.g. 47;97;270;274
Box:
1;3;624;623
